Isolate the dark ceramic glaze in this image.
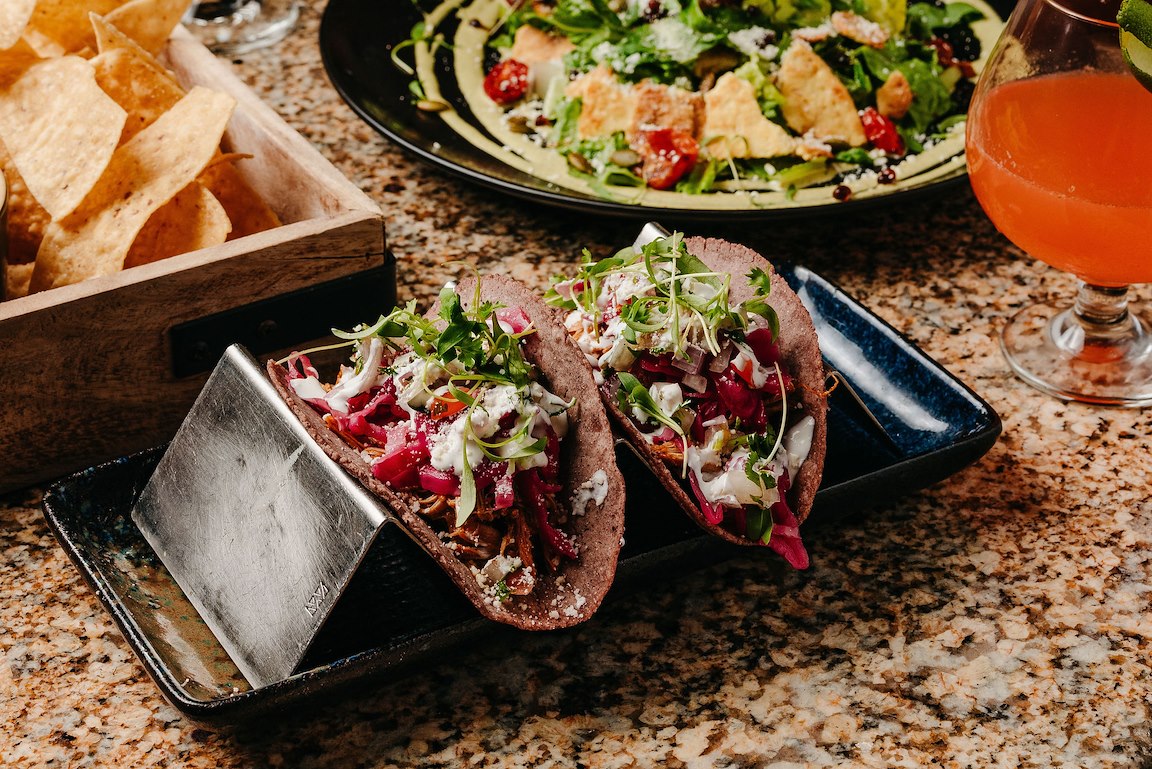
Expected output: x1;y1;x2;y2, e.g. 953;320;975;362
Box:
41;266;1000;722
317;0;995;222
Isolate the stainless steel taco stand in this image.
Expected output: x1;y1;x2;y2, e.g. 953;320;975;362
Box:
131;344;400;689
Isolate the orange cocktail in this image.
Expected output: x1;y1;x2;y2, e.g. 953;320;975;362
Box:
967;71;1152;287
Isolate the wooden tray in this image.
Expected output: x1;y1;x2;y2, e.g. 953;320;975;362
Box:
0;29;390;493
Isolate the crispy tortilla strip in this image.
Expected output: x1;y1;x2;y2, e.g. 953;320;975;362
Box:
777;41;867;146
0;56;126;221
198;160;281;240
28;0;124;54
103;0;189;55
0;1;36;50
30;86;236;292
124;181;231;268
703;72;797;160
508;25;574;64
565;66;637;140
629;81;703;142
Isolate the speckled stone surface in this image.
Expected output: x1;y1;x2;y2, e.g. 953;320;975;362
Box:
4;2;1152;766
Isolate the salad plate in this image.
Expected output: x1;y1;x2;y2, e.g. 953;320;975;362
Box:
41;265;1001;722
320;0;1003;220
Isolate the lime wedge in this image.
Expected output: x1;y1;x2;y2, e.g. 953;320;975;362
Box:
1119;0;1152;91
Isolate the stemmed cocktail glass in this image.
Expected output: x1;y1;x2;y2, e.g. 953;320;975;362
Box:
966;0;1152;406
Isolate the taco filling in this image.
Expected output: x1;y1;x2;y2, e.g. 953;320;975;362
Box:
282;285;585;603
547;233;816;567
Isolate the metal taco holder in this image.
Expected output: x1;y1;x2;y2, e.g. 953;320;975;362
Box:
131;344;411;690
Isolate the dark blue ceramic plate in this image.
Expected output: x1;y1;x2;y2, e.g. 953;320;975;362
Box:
41;266;1000;722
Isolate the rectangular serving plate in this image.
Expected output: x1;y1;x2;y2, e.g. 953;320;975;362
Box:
41;265;1001;722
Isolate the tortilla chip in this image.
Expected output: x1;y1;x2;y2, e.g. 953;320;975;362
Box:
29;85;237;292
198;160;281;240
90;20;184;143
0;38;40;89
0;56;127;220
124;181;231;268
0;1;36;50
28;0;125;54
20;29;67;58
0;143;50;266
103;0;189;56
4;261;34;300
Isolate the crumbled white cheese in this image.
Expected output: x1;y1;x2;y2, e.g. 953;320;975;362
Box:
649;381;684;421
479;555;522;586
649;18;700;62
728;27;779;60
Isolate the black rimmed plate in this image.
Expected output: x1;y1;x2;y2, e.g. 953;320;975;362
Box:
318;0;1003;220
41;265;1000;722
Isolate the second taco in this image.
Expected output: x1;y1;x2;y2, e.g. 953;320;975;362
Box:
547;233;827;568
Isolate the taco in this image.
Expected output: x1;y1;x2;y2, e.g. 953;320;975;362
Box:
267;275;626;629
547;233;827;569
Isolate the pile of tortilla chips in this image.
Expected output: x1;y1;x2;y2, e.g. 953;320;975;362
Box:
0;0;280;300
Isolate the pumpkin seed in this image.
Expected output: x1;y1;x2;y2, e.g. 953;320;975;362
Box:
416;99;450;113
507;115;535;134
609;149;641;167
567;152;594;174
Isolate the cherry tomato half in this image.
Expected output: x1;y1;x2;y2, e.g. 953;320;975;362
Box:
483;59;529;105
860;106;905;156
636;127;700;190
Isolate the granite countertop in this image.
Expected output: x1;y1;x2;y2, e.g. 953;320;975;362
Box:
4;2;1152;767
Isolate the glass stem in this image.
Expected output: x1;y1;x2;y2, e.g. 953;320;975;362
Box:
1048;282;1144;363
1074;282;1130;326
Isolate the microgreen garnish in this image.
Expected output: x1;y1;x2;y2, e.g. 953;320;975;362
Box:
308;278;560;526
552;232;798;548
547;233;779;360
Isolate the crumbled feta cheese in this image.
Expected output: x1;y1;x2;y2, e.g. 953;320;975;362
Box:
650;19;700;62
649;381;684;420
727;27;779;60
